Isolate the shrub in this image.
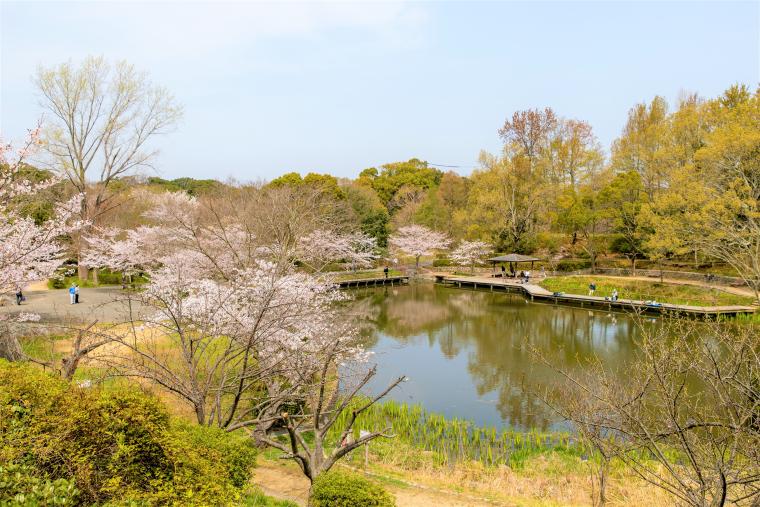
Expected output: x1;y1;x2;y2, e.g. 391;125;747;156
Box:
432;258;452;267
554;259;592;272
0;360;257;505
0;464;79;506
310;471;395;507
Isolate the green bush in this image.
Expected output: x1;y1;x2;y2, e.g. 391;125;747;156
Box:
554;259;592;272
310;471;395;507
432;258;452;267
0;361;257;505
0;464;79;506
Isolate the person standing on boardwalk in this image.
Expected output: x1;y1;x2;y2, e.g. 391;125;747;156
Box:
501;265;506;277
69;284;76;304
588;282;596;296
383;266;389;279
612;289;618;301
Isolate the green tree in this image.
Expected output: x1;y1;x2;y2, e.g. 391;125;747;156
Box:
344;183;389;246
357;159;442;206
610;96;670;199
555;185;608;271
598;171;647;274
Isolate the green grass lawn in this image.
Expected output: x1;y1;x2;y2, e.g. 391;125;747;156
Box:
540;276;756;307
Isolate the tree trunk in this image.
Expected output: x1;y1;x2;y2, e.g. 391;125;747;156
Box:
77;258;88;281
631;257;636;277
92;268;99;285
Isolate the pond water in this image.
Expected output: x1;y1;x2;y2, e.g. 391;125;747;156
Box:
350;283;654;431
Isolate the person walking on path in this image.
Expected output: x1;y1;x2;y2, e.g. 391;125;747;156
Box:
588;282;596;296
383;266;389;279
74;285;80;304
15;288;23;305
69;284;76;304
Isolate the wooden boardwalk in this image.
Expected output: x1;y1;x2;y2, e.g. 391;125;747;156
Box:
335;276;409;288
435;274;757;318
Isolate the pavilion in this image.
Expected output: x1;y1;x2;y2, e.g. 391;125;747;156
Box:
487;254;540;277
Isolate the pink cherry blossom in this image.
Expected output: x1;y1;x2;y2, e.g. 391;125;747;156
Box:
389;224;451;269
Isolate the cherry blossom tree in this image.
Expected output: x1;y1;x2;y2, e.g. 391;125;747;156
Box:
86;190;403;484
299;229;378;272
389;224;451;271
1;127;83;359
0;127;82;298
82;225;169;286
450;240;491;273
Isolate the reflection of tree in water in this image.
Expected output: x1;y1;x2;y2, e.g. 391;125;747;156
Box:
349;284;645;430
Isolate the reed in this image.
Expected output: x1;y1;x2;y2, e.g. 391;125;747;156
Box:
327;399;581;469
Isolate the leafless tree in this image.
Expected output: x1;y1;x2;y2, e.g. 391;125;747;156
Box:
537;317;760;506
36;56;182;279
257;353;405;485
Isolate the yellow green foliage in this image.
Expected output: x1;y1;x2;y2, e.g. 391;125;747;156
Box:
0;360;257;506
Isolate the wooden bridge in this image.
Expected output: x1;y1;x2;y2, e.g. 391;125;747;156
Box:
335;276;409;288
434;274;757;318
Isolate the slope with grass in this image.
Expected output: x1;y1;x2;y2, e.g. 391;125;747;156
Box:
540;276;756;307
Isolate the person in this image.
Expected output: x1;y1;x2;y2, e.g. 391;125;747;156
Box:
540;266;546;278
383;266;389;279
612;289;618;302
74;284;80;304
69;284;76;305
15;288;23;305
588;282;596;296
500;265;506;278
519;270;525;283
525;270;530;283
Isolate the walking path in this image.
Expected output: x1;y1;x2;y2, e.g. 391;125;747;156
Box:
434;274;757;317
0;287;134;323
253;460;507;507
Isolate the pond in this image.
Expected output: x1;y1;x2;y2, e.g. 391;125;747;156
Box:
349;282;655;431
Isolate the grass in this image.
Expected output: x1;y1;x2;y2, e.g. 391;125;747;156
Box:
540;276;756;307
260;398;670;507
242;488;298;507
324;399;580;470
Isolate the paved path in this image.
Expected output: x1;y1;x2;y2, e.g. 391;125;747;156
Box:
0;287;133;323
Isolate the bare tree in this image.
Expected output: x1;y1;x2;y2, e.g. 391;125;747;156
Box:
257;352;405;487
36;56;182;279
538;317;760;507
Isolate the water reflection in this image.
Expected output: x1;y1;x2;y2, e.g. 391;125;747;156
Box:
349;283;646;430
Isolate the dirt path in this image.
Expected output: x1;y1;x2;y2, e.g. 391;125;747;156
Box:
253;461;508;507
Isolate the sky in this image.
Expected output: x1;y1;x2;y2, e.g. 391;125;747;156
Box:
1;0;759;182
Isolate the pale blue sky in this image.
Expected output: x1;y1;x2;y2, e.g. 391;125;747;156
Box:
1;1;758;181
